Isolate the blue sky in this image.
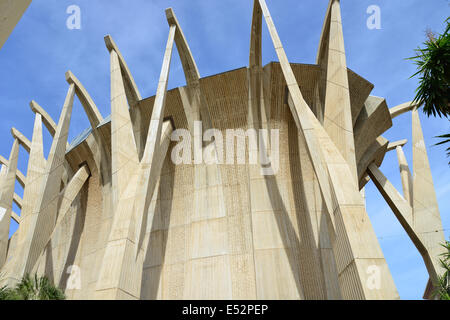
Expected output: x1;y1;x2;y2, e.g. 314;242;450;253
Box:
0;0;449;300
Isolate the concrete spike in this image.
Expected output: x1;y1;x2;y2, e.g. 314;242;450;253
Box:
411;108;446;295
0;139;20;267
30;100;71;150
21;84;76;275
166;8;213;134
3;113;48;283
110;49;139;209
11;127;31;153
166;8;200;87
0;155;26;188
317;0;357;182
136;25;177;250
66;71;104;128
105;35;144;158
104;35;142;105
95;26;176;300
30;101;57;136
259;0;398;299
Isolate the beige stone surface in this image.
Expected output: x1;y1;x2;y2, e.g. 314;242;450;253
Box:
368;108;446;297
389;101;418;119
11;127;31;153
0;0;32;49
411;108;446;296
0;155;26;188
396;145;413;206
317;0;357;182
0;139;19;267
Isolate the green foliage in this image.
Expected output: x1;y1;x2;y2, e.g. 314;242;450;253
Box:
409;17;450;163
409;18;450;118
435;133;450;161
433;240;450;300
0;274;65;300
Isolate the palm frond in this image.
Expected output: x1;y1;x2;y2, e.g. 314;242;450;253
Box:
0;274;65;300
432;240;450;300
408;17;450;118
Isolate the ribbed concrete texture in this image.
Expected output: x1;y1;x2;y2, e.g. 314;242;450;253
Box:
0;0;445;300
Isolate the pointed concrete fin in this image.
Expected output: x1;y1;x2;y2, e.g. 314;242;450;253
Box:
43;84;75;181
411;108;446;285
0;139;20;267
165;8;214;134
11;128;31;153
166;8;200;86
260;0;398;299
141;25;176;166
0;155;26;188
105;36;143;158
2;139;20;209
65;70;109;178
136;26;176;254
316;0;357;180
30;100;70;150
18;112;46;226
3;112;46;280
66;71;104;129
412;109;440;211
104;35;142;106
316;0;334;64
30;100;57;137
110;49;139;206
248;1;269;133
249;1;263;69
23;84;76;274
